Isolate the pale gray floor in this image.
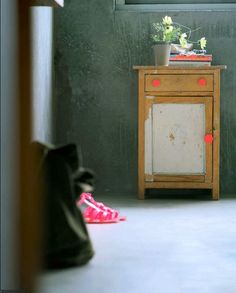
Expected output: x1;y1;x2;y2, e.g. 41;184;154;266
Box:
37;194;236;293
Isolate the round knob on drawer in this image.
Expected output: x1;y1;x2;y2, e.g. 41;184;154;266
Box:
198;78;207;86
152;79;161;87
204;134;213;144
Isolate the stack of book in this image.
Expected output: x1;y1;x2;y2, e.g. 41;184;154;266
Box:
169;53;212;67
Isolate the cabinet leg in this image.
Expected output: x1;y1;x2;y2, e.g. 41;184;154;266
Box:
138;186;145;200
212;185;220;200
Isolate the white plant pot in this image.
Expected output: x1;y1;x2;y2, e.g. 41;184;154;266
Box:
171;43;193;54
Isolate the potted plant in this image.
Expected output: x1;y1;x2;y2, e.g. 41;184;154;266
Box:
151;16;207;66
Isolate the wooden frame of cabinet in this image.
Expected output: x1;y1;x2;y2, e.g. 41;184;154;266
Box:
133;65;226;200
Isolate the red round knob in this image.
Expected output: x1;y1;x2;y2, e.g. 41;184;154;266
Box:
153;79;161;87
199;78;207;86
204;134;213;144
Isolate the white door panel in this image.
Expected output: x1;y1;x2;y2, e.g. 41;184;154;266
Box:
152;103;205;174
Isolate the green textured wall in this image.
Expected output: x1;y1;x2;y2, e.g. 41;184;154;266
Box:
1;0;18;288
54;0;236;196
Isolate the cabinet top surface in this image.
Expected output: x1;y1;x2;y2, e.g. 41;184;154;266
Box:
133;65;227;71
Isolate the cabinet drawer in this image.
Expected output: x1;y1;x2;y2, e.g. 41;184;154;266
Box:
145;74;214;92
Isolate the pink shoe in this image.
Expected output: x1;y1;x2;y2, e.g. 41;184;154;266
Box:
77;193;126;223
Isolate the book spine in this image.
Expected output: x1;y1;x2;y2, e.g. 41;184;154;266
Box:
169;61;211;66
169;55;212;61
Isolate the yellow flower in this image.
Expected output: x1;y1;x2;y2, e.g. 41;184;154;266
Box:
179;33;187;48
180;33;187;39
165;25;173;33
162;16;173;26
199;37;207;49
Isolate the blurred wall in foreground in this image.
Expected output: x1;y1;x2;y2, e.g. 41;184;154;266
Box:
31;7;54;143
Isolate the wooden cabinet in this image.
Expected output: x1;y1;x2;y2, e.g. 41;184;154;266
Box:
134;66;226;200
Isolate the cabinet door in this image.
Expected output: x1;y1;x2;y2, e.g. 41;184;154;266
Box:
145;96;212;183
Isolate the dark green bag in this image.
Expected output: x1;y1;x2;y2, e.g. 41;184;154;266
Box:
32;142;94;268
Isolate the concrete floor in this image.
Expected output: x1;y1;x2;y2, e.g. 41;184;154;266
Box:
37;194;236;293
